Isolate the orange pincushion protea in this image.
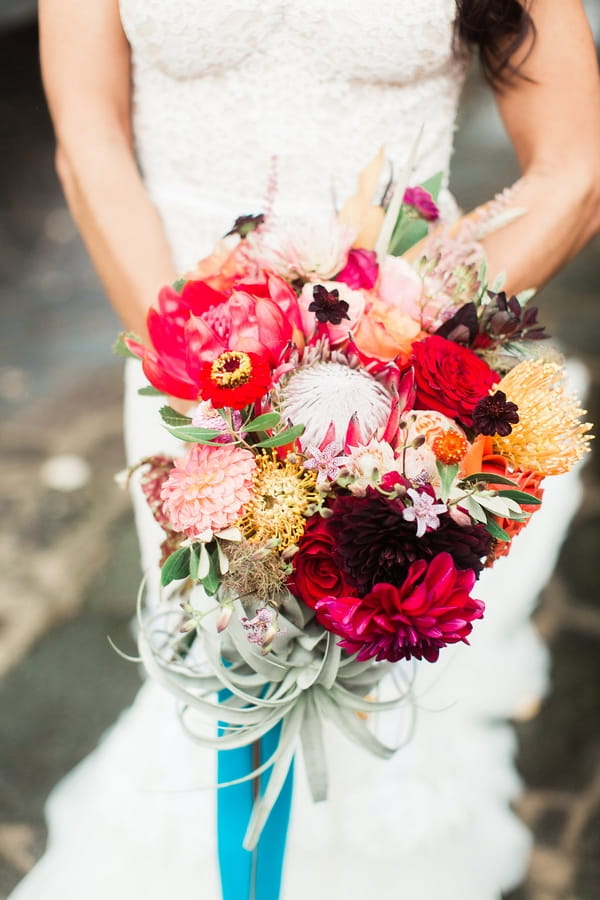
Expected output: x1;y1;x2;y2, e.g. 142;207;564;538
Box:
493;360;592;475
432;430;469;466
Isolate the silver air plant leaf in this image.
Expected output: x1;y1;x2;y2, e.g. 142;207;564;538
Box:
136;579;415;853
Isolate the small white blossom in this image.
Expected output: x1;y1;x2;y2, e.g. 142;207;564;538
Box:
402;488;447;538
303;445;349;485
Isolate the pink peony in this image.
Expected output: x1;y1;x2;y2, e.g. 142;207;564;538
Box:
126;274;302;400
336;249;379;290
315;552;483;663
161;443;255;538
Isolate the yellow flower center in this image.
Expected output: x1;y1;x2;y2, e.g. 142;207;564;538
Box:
238;451;319;549
210;351;252;388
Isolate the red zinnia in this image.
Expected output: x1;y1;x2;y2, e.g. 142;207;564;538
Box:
198;350;272;410
314;552;484;663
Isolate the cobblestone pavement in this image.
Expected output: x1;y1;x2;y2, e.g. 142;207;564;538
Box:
1;21;599;900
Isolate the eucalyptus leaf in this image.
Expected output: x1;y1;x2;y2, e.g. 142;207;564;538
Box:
254;424;305;448
160;546;191;586
497;489;542;505
461;495;487;524
484;517;511;542
244;412;281;432
159;405;193;427
164;425;221;443
461;472;519;487
474;493;521;517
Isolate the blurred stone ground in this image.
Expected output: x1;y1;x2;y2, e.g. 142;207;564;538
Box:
0;18;599;900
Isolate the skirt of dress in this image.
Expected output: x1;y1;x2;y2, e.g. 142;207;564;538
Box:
7;358;588;900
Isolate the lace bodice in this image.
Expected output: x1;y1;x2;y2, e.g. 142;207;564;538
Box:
119;0;470;270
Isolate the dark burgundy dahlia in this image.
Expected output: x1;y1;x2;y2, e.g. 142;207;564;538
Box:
315;552;484;663
328;488;492;594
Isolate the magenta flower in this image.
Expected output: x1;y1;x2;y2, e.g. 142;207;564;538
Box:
315;552;484;663
336;249;379;290
403;186;440;222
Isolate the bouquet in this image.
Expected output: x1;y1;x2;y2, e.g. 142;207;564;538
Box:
117;151;592;863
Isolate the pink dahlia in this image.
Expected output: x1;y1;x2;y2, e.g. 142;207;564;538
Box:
160;443;255;538
314;552;484;663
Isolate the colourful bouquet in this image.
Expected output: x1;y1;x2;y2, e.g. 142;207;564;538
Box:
118;153;591;858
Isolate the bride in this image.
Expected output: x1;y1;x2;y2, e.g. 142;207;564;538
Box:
12;1;600;898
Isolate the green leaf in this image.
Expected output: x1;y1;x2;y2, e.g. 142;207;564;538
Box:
244;412;281;432
497;489;542;506
388;217;428;257
189;544;201;581
201;551;221;596
112;332;140;359
138;385;166;396
253;424;305;448
164;425;221;443
419;171;444;202
160;546;190;586
461;472;519;487
172;277;186;292
159;405;193;427
436;461;459;503
484;516;511;542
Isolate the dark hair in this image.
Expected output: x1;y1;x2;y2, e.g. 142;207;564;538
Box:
455;0;536;87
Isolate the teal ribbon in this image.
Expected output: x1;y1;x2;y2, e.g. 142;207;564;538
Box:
218;694;294;900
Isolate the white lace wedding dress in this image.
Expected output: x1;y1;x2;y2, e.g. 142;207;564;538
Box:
10;1;585;897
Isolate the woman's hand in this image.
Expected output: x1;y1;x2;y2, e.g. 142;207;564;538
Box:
39;0;177;340
481;0;600;293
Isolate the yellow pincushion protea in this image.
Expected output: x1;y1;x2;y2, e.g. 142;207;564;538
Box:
492;360;592;476
237;450;319;550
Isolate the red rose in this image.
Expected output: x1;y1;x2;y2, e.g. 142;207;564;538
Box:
289;516;356;608
411;335;498;427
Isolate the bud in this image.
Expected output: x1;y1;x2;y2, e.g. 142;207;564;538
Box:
216;605;233;633
411;435;426;449
113;468;130;490
281;543;299;561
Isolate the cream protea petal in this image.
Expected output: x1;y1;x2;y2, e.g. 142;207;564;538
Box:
248;217;356;281
276;361;393;449
161;443;256;538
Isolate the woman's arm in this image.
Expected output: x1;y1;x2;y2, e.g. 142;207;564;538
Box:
481;0;600;293
39;0;176;340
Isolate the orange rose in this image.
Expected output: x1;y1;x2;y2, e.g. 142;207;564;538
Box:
353;298;424;363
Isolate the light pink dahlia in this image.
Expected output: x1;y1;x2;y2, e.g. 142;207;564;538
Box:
315;552;483;663
161;443;255;538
